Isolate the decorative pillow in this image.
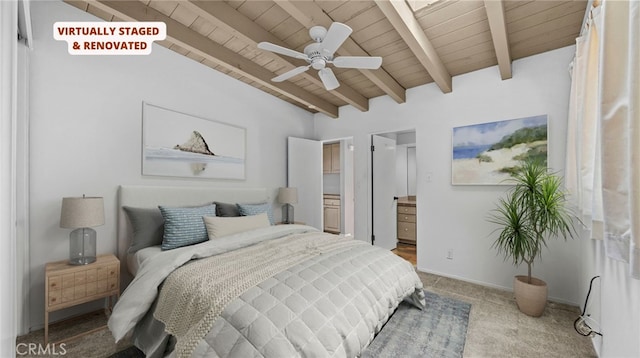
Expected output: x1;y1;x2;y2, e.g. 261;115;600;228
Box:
237;202;274;225
158;204;216;250
214;201;241;217
204;213;270;239
122;206;164;253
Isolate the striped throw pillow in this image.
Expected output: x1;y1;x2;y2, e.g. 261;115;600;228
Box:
159;204;216;250
237;202;274;225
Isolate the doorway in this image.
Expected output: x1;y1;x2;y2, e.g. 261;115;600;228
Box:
321;137;355;237
286;136;355;236
371;130;417;265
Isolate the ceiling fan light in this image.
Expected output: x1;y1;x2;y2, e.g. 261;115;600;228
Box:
309;26;327;42
311;59;326;70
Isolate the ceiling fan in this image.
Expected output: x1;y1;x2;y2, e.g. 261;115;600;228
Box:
257;22;382;91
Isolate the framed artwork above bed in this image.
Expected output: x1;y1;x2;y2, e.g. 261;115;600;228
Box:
142;102;246;180
451;114;548;185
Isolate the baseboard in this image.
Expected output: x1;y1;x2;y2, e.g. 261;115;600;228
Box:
416;267;580;307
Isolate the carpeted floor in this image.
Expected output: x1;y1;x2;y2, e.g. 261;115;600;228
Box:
17;272;597;357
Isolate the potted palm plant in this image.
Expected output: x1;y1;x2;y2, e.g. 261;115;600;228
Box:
488;159;576;317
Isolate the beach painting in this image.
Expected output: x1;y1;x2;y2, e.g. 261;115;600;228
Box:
452;115;548;185
142;103;245;180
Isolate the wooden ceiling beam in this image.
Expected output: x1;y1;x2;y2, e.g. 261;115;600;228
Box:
182;0;369;112
484;0;512;80
80;0;338;117
274;0;407;104
375;0;452;93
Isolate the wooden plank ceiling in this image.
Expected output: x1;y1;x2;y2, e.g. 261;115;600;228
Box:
65;0;587;118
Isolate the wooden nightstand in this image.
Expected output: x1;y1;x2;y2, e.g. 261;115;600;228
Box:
44;254;120;344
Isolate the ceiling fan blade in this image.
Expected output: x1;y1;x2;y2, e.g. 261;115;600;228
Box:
272;65;311;82
258;42;308;60
321;22;352;55
318;68;340;91
333;56;383;69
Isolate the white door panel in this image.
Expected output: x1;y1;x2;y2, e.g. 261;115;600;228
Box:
287;137;322;229
372;135;397;250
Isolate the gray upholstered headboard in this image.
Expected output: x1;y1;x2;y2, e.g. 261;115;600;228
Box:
117;185;270;287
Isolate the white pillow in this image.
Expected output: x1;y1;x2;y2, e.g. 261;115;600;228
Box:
204;212;270;239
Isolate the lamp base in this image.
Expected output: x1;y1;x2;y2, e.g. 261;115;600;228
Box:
282;204;295;224
69;256;96;265
69;228;97;265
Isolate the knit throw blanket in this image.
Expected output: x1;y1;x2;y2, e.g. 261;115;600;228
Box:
153;232;363;358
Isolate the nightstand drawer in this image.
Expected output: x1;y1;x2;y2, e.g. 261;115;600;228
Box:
108;277;118;291
48;276;61;291
108;264;118;278
48;290;61;306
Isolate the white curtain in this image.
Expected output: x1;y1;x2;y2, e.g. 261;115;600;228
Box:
566;0;640;279
0;0;18;355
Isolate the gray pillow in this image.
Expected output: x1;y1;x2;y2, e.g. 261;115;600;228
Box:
123;206;165;253
214;201;241;217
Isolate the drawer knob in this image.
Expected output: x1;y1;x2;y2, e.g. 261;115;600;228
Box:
404;228;408;231
51;283;57;288
404;216;408;220
51;298;56;302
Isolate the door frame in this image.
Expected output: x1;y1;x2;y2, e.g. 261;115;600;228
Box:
320;136;355;236
368;128;417;250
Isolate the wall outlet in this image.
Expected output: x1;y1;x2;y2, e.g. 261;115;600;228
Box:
447;249;454;260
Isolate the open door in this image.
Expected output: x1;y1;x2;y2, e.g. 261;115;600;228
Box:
372;135;397;250
287;137;322;229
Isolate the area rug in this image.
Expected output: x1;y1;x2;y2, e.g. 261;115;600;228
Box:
108;346;144;358
111;290;470;358
361;290;471;358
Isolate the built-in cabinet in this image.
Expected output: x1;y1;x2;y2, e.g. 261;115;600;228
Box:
397;197;416;245
323;194;341;233
323;143;340;174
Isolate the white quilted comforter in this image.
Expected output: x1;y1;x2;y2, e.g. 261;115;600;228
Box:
108;225;425;358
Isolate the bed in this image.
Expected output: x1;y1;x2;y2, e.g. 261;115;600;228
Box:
109;185;425;358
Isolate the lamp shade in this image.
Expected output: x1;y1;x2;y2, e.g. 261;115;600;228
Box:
60;197;105;228
277;187;298;204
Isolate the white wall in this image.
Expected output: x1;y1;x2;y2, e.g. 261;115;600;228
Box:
314;46;582;304
27;0;313;331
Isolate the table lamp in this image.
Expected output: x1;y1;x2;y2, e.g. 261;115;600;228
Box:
60;196;104;265
278;187;298;224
